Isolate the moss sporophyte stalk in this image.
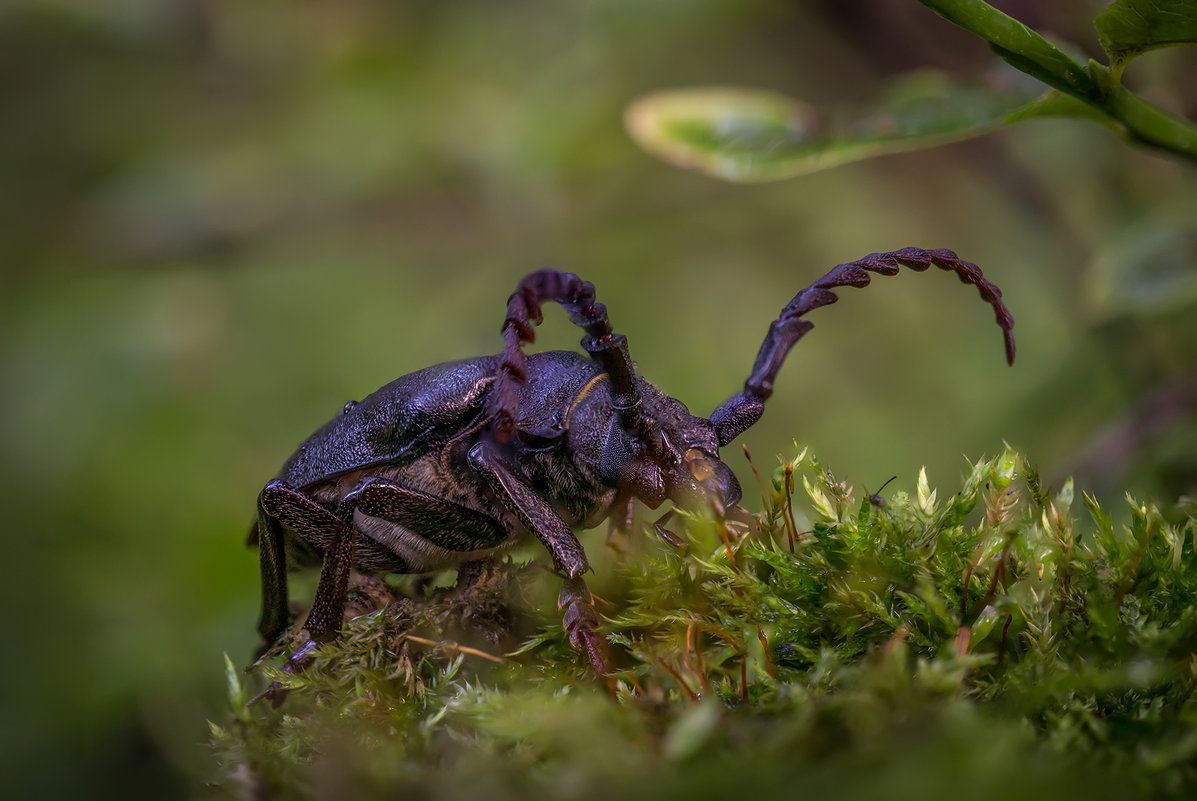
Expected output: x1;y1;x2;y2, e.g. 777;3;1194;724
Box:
216;446;1197;800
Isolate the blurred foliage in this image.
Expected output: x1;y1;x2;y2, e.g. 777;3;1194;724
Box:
1;1;1194;799
215;447;1197;799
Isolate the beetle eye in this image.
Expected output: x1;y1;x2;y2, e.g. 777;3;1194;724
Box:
629;438;647;459
341;400;357;415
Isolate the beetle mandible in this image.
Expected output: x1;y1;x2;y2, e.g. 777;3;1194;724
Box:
251;247;1015;690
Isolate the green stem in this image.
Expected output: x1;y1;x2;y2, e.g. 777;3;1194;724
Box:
1089;60;1197;158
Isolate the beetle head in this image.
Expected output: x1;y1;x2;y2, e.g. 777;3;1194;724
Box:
599;386;741;513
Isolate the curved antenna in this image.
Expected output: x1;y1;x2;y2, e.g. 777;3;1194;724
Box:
489;270;642;442
710;247;1016;446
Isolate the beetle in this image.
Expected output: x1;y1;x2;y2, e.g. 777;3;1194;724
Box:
251;247;1015;692
866;476;899;511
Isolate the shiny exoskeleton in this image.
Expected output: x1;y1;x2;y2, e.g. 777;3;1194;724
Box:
252;248;1015;691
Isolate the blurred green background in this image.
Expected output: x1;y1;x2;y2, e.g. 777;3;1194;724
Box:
1;1;1194;798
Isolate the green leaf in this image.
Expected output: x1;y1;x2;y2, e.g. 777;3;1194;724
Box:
1084;490;1116;544
917;467;937;516
1096;0;1197;69
971;604;1004;645
802;473;837;522
625;72;1089;183
994;446;1019;490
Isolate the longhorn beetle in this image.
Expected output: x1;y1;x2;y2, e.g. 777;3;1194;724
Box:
251;248;1015;693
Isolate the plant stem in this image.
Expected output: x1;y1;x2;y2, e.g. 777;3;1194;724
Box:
1090;61;1197;158
917;0;1197;163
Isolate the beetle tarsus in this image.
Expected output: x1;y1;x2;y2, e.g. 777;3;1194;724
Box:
249;639;319;708
559;576;611;676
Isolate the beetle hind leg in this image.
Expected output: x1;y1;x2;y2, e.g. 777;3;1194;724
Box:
253;477;514;706
256;480;339;645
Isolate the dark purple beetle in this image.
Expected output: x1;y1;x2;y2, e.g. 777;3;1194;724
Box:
252;248;1014;692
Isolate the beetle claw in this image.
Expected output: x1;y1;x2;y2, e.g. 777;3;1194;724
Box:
651;510;688;549
559;577;612;677
249;638;319;708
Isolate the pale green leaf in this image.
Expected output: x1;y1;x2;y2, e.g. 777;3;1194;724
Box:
625;73;1088;183
995;446;1019;490
223;653;248;723
1055;477;1075;513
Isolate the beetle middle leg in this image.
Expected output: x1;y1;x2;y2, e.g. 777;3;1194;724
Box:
305;477;514;641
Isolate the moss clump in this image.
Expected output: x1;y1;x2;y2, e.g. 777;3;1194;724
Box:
212;447;1197;800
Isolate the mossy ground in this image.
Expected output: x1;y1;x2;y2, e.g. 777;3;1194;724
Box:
212;447;1197;800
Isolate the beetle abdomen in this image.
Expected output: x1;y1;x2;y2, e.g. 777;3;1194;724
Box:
352;511;513;572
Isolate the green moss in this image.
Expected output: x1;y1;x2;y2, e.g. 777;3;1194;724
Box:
212;446;1197;800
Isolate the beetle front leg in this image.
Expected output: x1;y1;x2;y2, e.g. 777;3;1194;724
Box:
468;442;589;577
559;576;606;674
467;442;611;676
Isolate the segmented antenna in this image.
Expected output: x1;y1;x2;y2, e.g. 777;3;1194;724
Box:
745;247;1015;402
